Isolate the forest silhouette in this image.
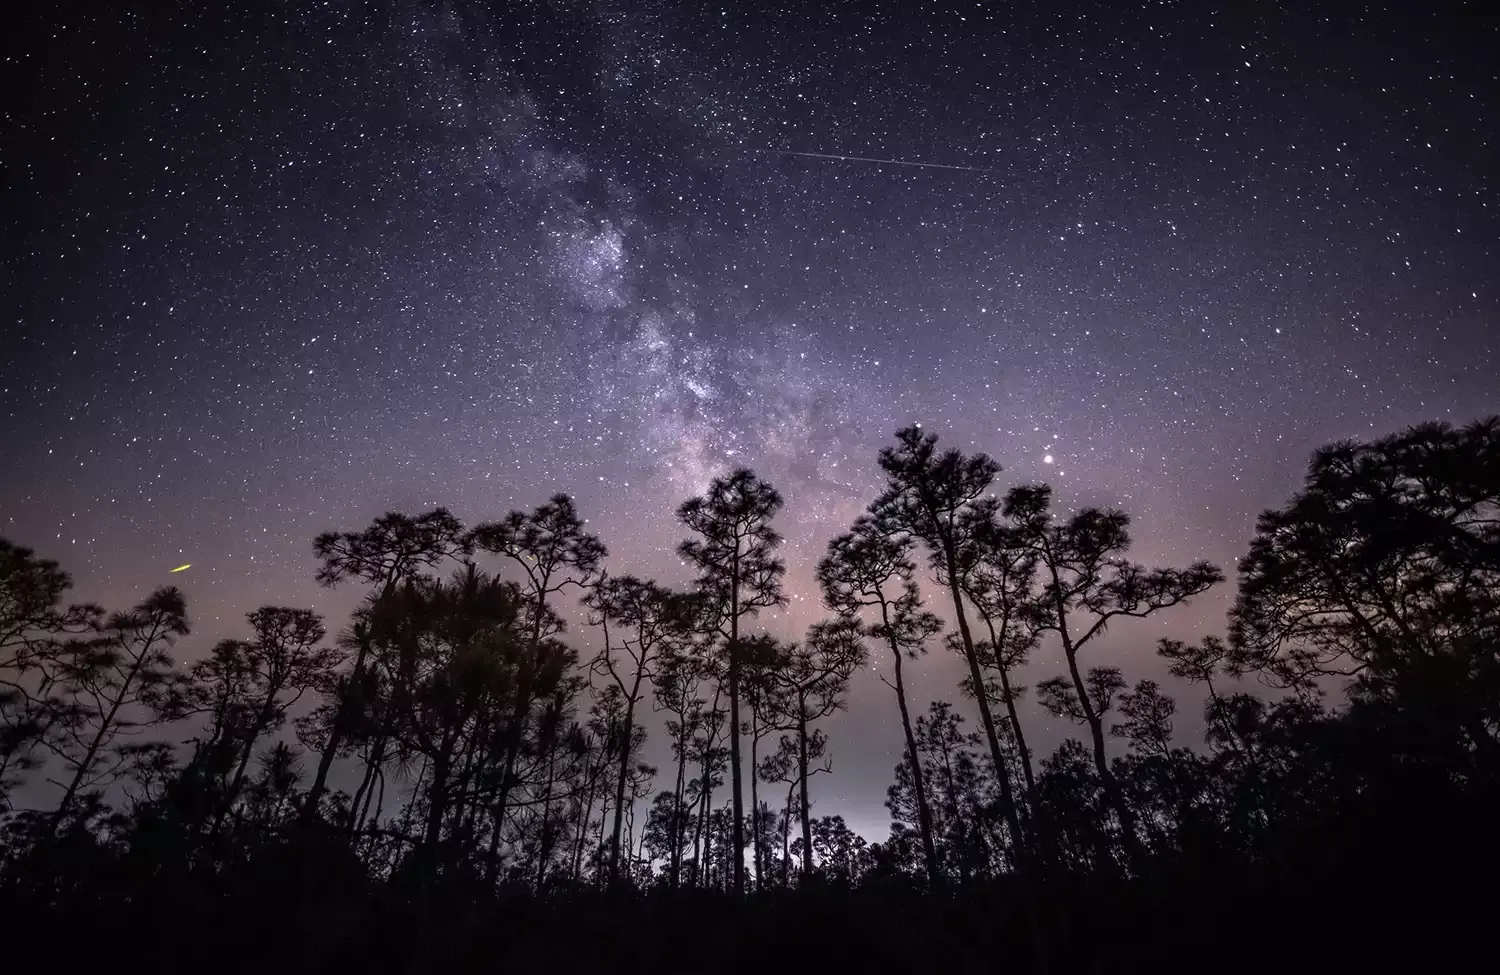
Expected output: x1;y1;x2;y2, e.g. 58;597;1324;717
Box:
2;419;1497;973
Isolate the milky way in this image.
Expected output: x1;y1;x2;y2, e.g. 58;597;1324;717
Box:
6;2;1496;833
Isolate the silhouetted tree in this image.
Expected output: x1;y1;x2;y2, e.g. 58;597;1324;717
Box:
888;701;1001;880
762;621;866;880
873;426;1028;864
740;634;787;890
1229;418;1500;759
524;675;588;889
470;495;605;875
810;814;870;884
585;575;694;883
817;518;943;882
1007;483;1221;865
242;741;304;828
1112;679;1177;758
1157;635;1268;767
368;566;524;877
177;608;334;837
961;512;1044;811
759;730;826;885
1032;738;1111;872
2;414;1497;975
301;509;468;823
653;642;711;887
566;711;617;883
685;684;728;886
1;540;100;808
677;469;787;893
45;588;188;829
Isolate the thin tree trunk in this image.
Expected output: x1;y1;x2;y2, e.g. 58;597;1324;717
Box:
302;630;373;825
750;709;763;890
1044;553;1145;871
797;708;813;881
484;799;505;883
572;759;600;882
536;738;559;890
996;663;1036;795
633;807;649;875
880;598;942;884
726;572;746;894
691;769;712;886
356;766;385;856
491;693;529;857
977;611;1038;799
53;643;152;829
53;708;120;828
1062;639;1144;867
781;782;794;886
421;747;454;853
449;722;483;840
491;585;549;864
485;687;535;886
346;734;384;833
609;678;642;883
216;687;280;833
943;555;1026;860
669;726;690;887
587;791;606;881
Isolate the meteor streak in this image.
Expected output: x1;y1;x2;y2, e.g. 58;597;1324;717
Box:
170;564;191;573
774;150;1001;174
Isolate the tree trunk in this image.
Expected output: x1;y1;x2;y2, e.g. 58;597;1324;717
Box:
608;665;648;884
346;732;386;834
484;796;505;884
749;710;763;890
995;661;1036;797
945;567;1025;860
53;647;149;830
949;551;1052;968
302;631;371;825
216;684;283;834
669;727;689;887
491;689;530;853
490;585;550;868
609;693;637;884
572;759;600;883
797;709;813;881
355;766;385;856
977;611;1038;800
594;789;611;882
691;769;712;887
1068;645;1145;867
421;747;453;854
53;708;118;828
726;571;746;894
450;722;484;841
881;599;941;885
781;782;794;886
536;738;559;890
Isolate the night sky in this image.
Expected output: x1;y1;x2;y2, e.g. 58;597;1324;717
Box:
6;2;1497;835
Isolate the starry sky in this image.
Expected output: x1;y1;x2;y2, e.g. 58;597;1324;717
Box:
6;1;1497;835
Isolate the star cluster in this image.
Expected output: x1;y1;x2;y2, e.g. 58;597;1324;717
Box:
5;1;1496;834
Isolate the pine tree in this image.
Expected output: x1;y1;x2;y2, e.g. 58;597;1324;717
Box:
676;469;787;894
817;516;944;883
1007;483;1221;866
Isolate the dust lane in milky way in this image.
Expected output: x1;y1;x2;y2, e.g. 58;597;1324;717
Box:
5;2;1496;833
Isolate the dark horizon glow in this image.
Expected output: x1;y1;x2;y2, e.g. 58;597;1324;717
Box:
5;1;1496;836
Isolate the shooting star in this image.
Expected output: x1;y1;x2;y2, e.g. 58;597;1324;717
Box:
773;150;1002;175
170;564;192;573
